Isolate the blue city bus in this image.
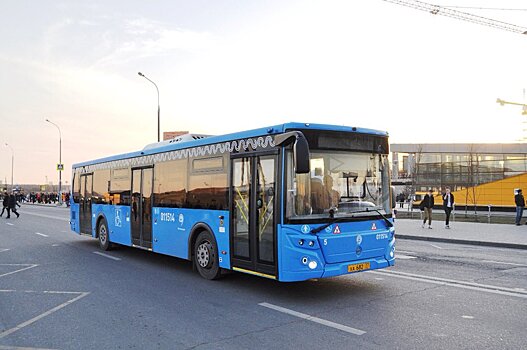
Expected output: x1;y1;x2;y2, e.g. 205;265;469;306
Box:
70;122;395;281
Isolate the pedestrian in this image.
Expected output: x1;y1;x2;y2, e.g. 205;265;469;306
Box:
443;187;454;229
0;191;9;217
7;193;20;218
420;189;434;229
514;189;525;226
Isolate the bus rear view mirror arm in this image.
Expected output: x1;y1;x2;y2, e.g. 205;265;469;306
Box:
274;131;310;174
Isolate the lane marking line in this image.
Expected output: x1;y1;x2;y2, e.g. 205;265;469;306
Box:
0;248;10;253
461;315;474;319
0;345;59;350
258;302;366;335
35;232;49;237
482;260;526;267
0;290;86;295
396;254;417;260
0;264;39;278
6;223;14;226
429;244;443;250
368;270;527;299
396;250;415;255
0;292;90;339
93;251;121;261
19;212;69;222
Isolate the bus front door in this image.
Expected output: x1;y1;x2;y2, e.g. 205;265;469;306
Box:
231;154;277;278
131;167;153;249
79;173;93;235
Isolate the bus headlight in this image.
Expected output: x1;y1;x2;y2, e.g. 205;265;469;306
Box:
308;261;318;270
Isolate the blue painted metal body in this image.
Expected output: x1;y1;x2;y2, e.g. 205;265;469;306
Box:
277;221;395;282
70;122;394;282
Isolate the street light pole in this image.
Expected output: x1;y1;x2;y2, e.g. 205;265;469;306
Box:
138;72;161;142
5;143;14;192
45;119;63;205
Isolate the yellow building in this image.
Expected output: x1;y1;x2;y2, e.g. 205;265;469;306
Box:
392;143;527;209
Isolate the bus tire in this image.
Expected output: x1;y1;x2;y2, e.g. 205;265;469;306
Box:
194;231;221;280
97;218;112;251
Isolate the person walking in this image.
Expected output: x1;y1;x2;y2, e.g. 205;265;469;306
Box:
7;193;20;218
514;189;525;226
420;189;434;229
443;187;454;229
0;191;9;217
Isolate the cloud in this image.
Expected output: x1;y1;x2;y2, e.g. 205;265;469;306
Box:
94;17;218;67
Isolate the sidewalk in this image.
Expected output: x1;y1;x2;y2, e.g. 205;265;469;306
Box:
21;202;69;209
395;218;527;250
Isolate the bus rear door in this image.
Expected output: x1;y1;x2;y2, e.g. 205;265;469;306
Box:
79;173;93;235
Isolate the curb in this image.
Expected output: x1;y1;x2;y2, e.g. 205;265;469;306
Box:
396;234;527;250
21;203;68;209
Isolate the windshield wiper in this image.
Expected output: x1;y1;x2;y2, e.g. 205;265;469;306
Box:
310;217;347;235
349;208;393;228
310;208;393;235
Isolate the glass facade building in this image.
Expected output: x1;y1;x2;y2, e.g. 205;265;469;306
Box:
391;143;527;207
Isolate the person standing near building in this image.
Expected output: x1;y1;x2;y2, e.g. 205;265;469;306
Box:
420;189;434;229
443;187;454;229
515;189;525;226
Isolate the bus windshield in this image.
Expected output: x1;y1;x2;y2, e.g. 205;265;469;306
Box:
286;150;391;220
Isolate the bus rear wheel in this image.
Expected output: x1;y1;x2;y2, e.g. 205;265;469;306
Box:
194;231;221;280
98;219;112;251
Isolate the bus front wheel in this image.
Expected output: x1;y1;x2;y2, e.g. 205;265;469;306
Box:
194;231;221;280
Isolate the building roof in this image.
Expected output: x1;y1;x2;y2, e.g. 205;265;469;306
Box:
390;143;527;154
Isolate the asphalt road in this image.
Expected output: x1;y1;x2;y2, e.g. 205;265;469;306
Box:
1;205;526;350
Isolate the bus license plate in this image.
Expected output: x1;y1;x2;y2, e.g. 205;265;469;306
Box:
348;262;370;273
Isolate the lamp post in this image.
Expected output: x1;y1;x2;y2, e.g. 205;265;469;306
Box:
45;119;63;205
138;72;161;142
5;143;13;192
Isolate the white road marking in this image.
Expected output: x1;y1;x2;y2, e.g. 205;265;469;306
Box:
0;248;9;253
429;244;443;250
0;264;39;278
93;251;121;261
0;345;58;350
35;232;49;237
52;244;60;247
20;211;69;222
6;222;14;226
482;260;526;267
462;315;474;319
0;291;90;339
396;250;415;255
259;302;366;335
369;270;527;299
396;254;417;260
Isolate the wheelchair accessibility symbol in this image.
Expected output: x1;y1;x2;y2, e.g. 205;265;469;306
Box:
115;208;122;227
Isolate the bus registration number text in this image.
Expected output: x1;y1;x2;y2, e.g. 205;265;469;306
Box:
348;262;370;273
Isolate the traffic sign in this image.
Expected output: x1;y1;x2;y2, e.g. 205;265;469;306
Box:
57;164;64;171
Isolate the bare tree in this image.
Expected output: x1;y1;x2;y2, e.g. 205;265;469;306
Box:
406;144;424;213
464;144;480;216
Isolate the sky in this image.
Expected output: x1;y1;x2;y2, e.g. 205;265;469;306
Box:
1;0;527;186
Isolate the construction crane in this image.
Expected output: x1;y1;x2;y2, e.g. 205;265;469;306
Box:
496;98;527;115
381;0;527;35
497;92;527;141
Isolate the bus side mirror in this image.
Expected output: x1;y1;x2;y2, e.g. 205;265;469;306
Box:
274;131;310;174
